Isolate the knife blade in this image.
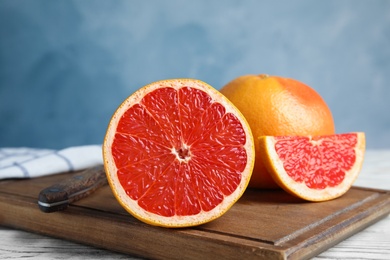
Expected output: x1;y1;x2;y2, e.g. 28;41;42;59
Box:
37;165;107;213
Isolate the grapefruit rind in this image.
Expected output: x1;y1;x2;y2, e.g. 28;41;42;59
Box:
259;132;365;202
103;79;255;227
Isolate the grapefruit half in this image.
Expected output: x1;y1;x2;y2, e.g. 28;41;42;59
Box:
103;79;255;227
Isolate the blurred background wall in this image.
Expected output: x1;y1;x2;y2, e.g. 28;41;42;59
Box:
1;0;389;149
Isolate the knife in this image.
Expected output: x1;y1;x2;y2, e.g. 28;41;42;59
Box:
37;165;107;213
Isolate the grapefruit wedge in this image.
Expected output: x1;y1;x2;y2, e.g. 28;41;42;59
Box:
259;132;365;201
103;79;255;227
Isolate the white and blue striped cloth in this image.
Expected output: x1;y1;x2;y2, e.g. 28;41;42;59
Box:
0;145;103;179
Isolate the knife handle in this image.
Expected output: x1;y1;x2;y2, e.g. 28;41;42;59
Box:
37;165;107;213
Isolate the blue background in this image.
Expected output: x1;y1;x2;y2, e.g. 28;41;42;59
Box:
1;0;389;149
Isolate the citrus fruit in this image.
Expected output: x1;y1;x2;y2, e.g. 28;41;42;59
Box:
219;74;335;188
258;132;365;201
103;79;255;227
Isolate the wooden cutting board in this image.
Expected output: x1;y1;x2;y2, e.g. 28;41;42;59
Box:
1;170;390;260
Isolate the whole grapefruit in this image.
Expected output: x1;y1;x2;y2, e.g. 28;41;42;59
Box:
219;74;335;189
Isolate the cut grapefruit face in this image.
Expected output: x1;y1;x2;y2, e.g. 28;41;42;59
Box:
103;79;255;227
259;133;365;201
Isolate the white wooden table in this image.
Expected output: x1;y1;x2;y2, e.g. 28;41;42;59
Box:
1;149;389;259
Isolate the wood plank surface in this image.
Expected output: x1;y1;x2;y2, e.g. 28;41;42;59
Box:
1;170;389;260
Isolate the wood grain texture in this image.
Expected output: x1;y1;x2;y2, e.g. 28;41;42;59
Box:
1;149;390;259
0;227;134;260
1;176;389;259
1;216;389;260
314;216;390;259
